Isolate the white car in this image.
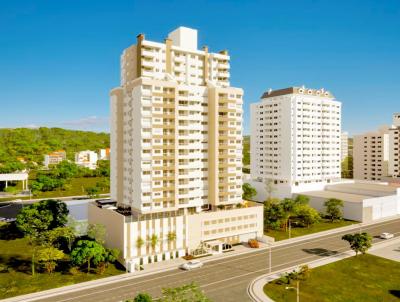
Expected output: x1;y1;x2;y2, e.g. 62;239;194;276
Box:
380;232;394;239
179;260;203;271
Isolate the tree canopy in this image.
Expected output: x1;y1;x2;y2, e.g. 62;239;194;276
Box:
242;183;257;200
342;232;372;256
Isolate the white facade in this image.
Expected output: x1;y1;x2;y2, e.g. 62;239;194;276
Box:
250;87;342;198
93;27;263;271
299;182;400;222
43;150;66;168
98;148;110;160
75;150;98;170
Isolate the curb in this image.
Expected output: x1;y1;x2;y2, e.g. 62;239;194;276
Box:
3;216;400;302
247;236;400;302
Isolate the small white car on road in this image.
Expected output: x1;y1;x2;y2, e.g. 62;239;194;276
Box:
179;260;203;271
380;232;394;239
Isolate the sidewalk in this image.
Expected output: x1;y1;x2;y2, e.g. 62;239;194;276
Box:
4;215;400;302
248;237;400;302
270;214;400;248
2;243;268;302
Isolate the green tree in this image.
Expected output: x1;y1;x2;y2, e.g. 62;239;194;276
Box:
86;186;100;198
342;232;372;256
45;226;76;251
159;282;210;302
295;204;320;228
87;223;106;244
37;199;69;229
324;198;344;222
264;199;286;231
96;160;110;177
16;205;53;276
242;183;257;200
37;246;65;273
133;293;153;302
70;240;106;273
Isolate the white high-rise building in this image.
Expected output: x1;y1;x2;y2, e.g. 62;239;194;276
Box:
250;86;342;198
388;113;400;178
90;27;263;271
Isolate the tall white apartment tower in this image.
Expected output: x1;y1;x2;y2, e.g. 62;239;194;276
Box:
250;87;342;197
91;27;263;271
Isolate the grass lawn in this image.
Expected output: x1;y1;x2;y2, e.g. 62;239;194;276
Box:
264;254;400;302
0;224;124;299
0;176;109;202
264;219;357;241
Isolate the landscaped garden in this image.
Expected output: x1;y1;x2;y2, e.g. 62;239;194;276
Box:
263;254;400;302
0;200;124;299
243;182;359;241
264;218;357;241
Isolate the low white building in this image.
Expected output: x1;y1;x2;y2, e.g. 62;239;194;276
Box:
98;148;110;160
75;150;98;170
89;200;264;272
298;182;400;222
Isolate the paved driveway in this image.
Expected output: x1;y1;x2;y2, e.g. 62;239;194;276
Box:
369;239;400;262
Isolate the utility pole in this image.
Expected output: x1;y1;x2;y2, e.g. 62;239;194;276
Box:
269;244;272;273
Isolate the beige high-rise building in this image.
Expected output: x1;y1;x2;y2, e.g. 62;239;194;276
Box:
353;126;390;181
90;27;263;272
354;113;400;182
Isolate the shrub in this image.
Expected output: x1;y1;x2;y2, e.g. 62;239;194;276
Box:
69;266;80;275
248;239;259;248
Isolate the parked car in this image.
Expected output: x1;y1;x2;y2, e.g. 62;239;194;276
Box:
179;260;203;271
380;232;394;239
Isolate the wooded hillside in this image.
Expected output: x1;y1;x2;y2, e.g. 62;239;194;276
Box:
0;128;110;171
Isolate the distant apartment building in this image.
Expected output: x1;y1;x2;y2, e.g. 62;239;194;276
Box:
250;86;341;198
98;148;111;160
341;131;349;161
388;113;400;178
353;127;389;181
89;27;263;272
43;150;66;168
75;150;98;170
353;113;400;182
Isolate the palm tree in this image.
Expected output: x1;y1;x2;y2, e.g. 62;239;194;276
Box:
136;237;144;249
167;231;176;243
150;234;158;251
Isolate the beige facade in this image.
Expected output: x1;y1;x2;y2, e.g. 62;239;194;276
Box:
93;27;263;271
354;127;390;181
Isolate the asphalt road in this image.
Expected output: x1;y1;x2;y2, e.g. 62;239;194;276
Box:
35;218;400;302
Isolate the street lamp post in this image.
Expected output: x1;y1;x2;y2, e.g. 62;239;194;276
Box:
269;244;272;273
286;280;299;302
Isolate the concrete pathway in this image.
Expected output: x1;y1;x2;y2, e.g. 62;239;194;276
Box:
248;237;400;302
369;239;400;262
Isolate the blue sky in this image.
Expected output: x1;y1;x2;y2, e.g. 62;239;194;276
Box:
0;0;399;135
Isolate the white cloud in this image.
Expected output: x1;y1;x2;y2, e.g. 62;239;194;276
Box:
61;116;110;131
23;124;40;129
